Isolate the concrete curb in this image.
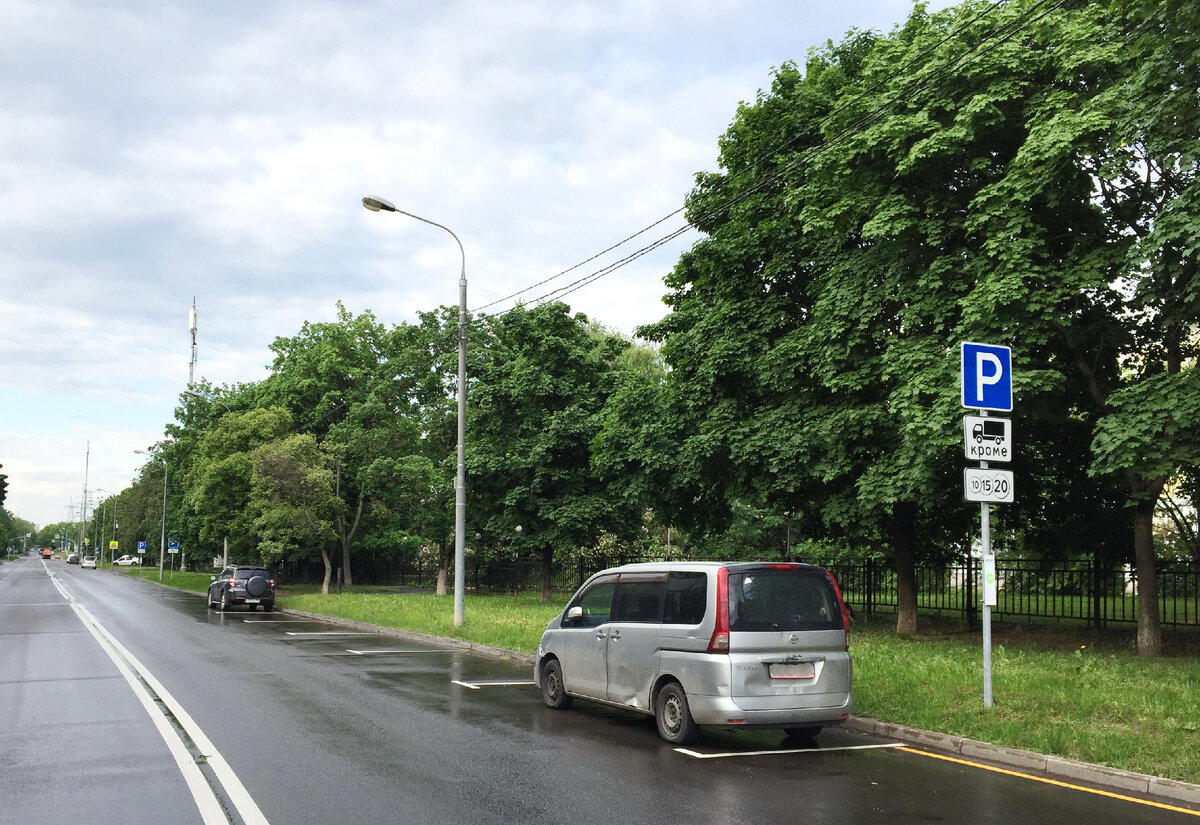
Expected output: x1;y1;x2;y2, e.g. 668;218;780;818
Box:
844;716;1200;809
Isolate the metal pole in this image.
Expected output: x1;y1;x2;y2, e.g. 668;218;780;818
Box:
363;196;468;627
159;462;167;582
982;500;993;707
454;256;467;627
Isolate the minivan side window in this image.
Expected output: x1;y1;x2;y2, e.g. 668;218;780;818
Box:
612;575;666;623
662;572;707;625
570;577;617;627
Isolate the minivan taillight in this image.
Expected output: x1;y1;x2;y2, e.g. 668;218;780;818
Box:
826;570;851;651
707;567;730;653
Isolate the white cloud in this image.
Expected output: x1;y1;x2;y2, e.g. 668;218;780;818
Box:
0;0;958;526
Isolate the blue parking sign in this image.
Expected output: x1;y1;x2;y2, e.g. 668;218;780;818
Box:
961;342;1013;412
137;541;147;551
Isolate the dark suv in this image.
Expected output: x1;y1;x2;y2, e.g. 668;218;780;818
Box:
208;565;276;612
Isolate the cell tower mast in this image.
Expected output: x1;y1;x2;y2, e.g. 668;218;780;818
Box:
188;296;198;386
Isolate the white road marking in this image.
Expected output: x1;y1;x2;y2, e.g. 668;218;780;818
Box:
284;631;375;637
346;648;456;655
675;742;907;759
240;619;312;623
451;679;536;690
48;570;272;825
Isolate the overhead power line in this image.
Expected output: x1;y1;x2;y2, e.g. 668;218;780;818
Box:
479;0;1075;315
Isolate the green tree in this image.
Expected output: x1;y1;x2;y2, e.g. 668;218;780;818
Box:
469;303;638;601
249;433;340;591
635;0;1198;647
186;406;294;563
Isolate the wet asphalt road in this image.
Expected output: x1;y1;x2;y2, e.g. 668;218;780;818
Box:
2;555;1196;825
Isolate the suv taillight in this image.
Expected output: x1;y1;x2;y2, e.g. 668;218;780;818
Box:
707;567;730;653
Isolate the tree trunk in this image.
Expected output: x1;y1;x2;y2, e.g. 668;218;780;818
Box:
1127;472;1167;657
541;546;554;603
436;539;451;596
320;546;333;595
889;503;919;635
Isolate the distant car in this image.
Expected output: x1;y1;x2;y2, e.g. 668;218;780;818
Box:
81;555;97;569
66;553;79;564
208;565;276;612
41;548;52;560
113;555;141;566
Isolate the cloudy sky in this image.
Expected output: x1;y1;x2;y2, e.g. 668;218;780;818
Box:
2;0;953;530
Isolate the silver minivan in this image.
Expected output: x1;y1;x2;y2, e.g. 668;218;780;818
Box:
535;561;853;744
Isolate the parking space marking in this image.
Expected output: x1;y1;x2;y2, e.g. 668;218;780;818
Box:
451;679;536;690
241;619;313;623
284;631;376;637
346;648;457;655
675;742;906;760
900;747;1200;818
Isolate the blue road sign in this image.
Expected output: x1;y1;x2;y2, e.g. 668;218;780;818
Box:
961;342;1013;412
137;540;147;551
168;539;179;549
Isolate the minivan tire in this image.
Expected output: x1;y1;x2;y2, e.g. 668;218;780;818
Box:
541;659;573;710
655;682;698;745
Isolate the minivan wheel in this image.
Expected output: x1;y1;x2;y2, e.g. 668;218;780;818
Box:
541;659;573;710
655;682;698;745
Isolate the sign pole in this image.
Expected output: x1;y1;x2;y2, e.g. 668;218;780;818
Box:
981;454;993;707
961;342;1011;710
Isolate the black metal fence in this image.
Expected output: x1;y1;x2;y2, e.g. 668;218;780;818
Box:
315;551;1200;630
811;557;1199;629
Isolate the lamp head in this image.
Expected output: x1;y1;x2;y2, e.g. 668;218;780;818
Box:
362;195;397;213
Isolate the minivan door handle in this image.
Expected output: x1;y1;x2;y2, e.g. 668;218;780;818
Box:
610;630;621;640
595;630;607;640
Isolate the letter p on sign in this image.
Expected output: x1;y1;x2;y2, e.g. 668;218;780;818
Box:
961;342;1013;412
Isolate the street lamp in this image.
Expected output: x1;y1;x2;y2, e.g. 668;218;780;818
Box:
363;194;468;627
134;448;168;582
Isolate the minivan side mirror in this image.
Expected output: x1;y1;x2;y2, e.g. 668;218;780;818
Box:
566;605;584;624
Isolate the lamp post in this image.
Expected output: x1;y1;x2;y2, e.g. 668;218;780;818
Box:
363;195;468;627
134;449;168;582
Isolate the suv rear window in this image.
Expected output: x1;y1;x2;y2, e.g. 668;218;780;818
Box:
728;568;842;632
235;569;269;580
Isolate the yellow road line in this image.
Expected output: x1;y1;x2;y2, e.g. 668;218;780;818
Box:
898;747;1200;818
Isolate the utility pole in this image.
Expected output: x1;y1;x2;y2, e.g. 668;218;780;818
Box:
189;297;198;386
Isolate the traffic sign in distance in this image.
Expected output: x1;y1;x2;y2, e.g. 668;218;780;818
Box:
963;416;1012;462
964;468;1015;503
961;342;1013;412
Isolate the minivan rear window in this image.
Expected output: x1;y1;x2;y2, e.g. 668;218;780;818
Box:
728;568;843;632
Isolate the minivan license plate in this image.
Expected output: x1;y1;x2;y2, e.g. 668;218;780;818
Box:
769;662;815;680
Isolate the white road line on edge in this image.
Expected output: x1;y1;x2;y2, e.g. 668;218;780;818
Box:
675;742;907;759
50;574;271;825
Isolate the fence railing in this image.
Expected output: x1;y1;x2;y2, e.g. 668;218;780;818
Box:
307;552;1200;630
806;557;1198;629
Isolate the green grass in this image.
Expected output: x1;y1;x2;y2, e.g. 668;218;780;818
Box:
281;590;565;652
850;621;1200;784
129;571;1200;786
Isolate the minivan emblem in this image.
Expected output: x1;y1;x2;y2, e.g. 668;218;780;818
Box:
789;634;799;645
